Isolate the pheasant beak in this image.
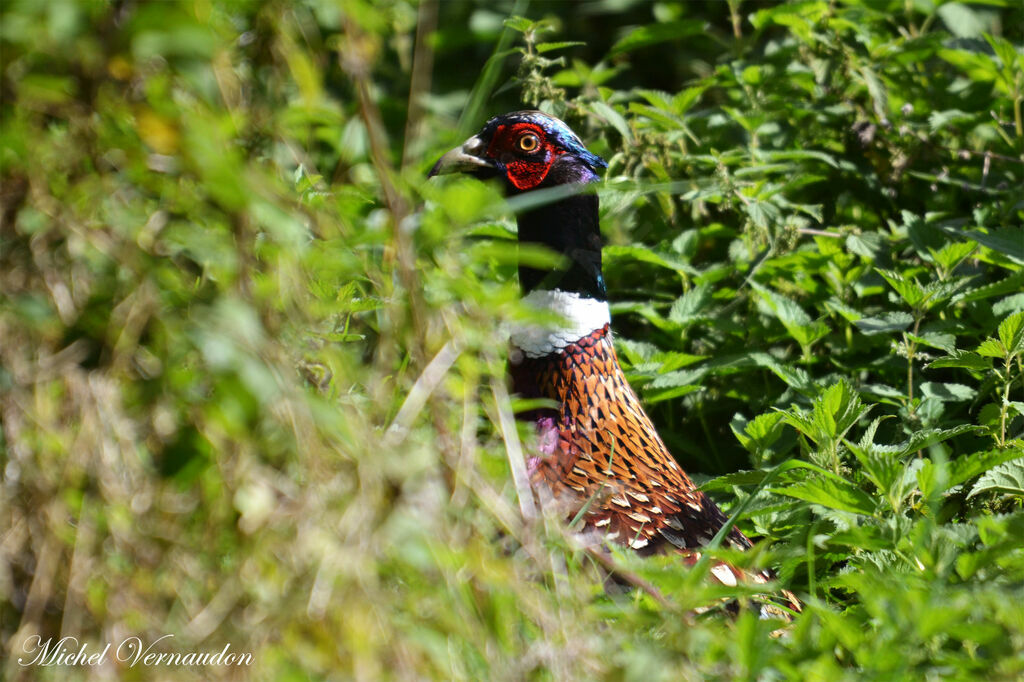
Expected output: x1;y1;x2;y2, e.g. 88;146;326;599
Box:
428;135;493;177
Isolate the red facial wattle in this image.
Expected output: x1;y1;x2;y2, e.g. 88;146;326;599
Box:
485;122;564;191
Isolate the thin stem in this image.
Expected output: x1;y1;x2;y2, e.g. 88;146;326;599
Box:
1014;94;1023;141
727;0;743;40
906;315;923;408
1000;356;1012;447
491;377;538;521
806;520;818;599
583;546;676;610
401;0;438;170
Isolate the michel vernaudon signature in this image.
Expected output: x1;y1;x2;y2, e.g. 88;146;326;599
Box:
17;634;254;668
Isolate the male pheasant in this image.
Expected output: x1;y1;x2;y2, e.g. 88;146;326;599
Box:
430;111;799;618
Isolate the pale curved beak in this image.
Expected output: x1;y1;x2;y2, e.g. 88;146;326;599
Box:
428;135;493;177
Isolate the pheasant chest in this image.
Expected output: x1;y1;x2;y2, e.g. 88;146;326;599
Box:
508;288;751;556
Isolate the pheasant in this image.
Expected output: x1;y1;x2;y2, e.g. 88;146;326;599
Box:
430;110;800;618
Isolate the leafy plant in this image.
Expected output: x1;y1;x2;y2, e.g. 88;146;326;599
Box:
2;1;1022;680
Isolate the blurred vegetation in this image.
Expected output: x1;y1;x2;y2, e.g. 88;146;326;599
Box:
2;0;1024;679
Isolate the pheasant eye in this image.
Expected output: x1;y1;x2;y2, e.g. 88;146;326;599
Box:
518;133;540;152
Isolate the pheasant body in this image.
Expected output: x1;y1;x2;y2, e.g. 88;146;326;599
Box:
510;322;753;558
430;111;798;616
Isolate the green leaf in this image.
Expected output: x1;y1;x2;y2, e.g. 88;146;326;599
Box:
588;101;632;142
779;380;868;449
906;332;955;353
965;227;1024;265
993;292;1024;317
731;411;786;454
609;20;707;56
642;384;702;404
948;449;1024;490
976;338;1007;359
927;351;991;371
896;424;979;457
535;41;586;53
876;268;928;309
817;380;867;440
854;311;914;335
928;240;977;273
753;283;830;348
997;311;1024;355
603;245;695;276
749;353;815;395
700;469;771;492
503;16;535;32
956;270;1024;303
668;284;711;324
969;459;1024;498
858;66;889;121
770;477;876;515
920;382;976;402
846;431;904;501
937;2;987;38
647;368;706;389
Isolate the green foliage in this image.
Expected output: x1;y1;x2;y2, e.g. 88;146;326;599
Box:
2;0;1023;680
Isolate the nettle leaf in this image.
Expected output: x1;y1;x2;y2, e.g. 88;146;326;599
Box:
615;338;707;371
896;424;979;457
668;283;712;324
976;337;1007;359
670;229;698;259
968;458;1024;498
956;270;1024;303
928;109;975;132
917;458;945;501
858;65;889;121
753;283;830;348
816;380;868;440
781;380;868;446
846;232;886;260
948;449;1024;491
647;368;707;389
771;477;876;516
927;350;991;371
937;2;986;39
614;337;659;363
854;311;914;335
731;412;786;454
672;86;706;115
966;227;1024;265
993;292;1024;317
997;310;1024;356
861;383;907;405
643;384;703;404
920;382;976;402
907;332;956;353
535;41;586;54
641;366;708;403
701;468;771;492
846;442;902;499
588;101;632;142
927;240;976;272
636;88;673;110
750;353;815;394
876;268;968;311
503;16;536;32
824;297;862;323
609;20;707;56
603;245;695;276
925;277;972;308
